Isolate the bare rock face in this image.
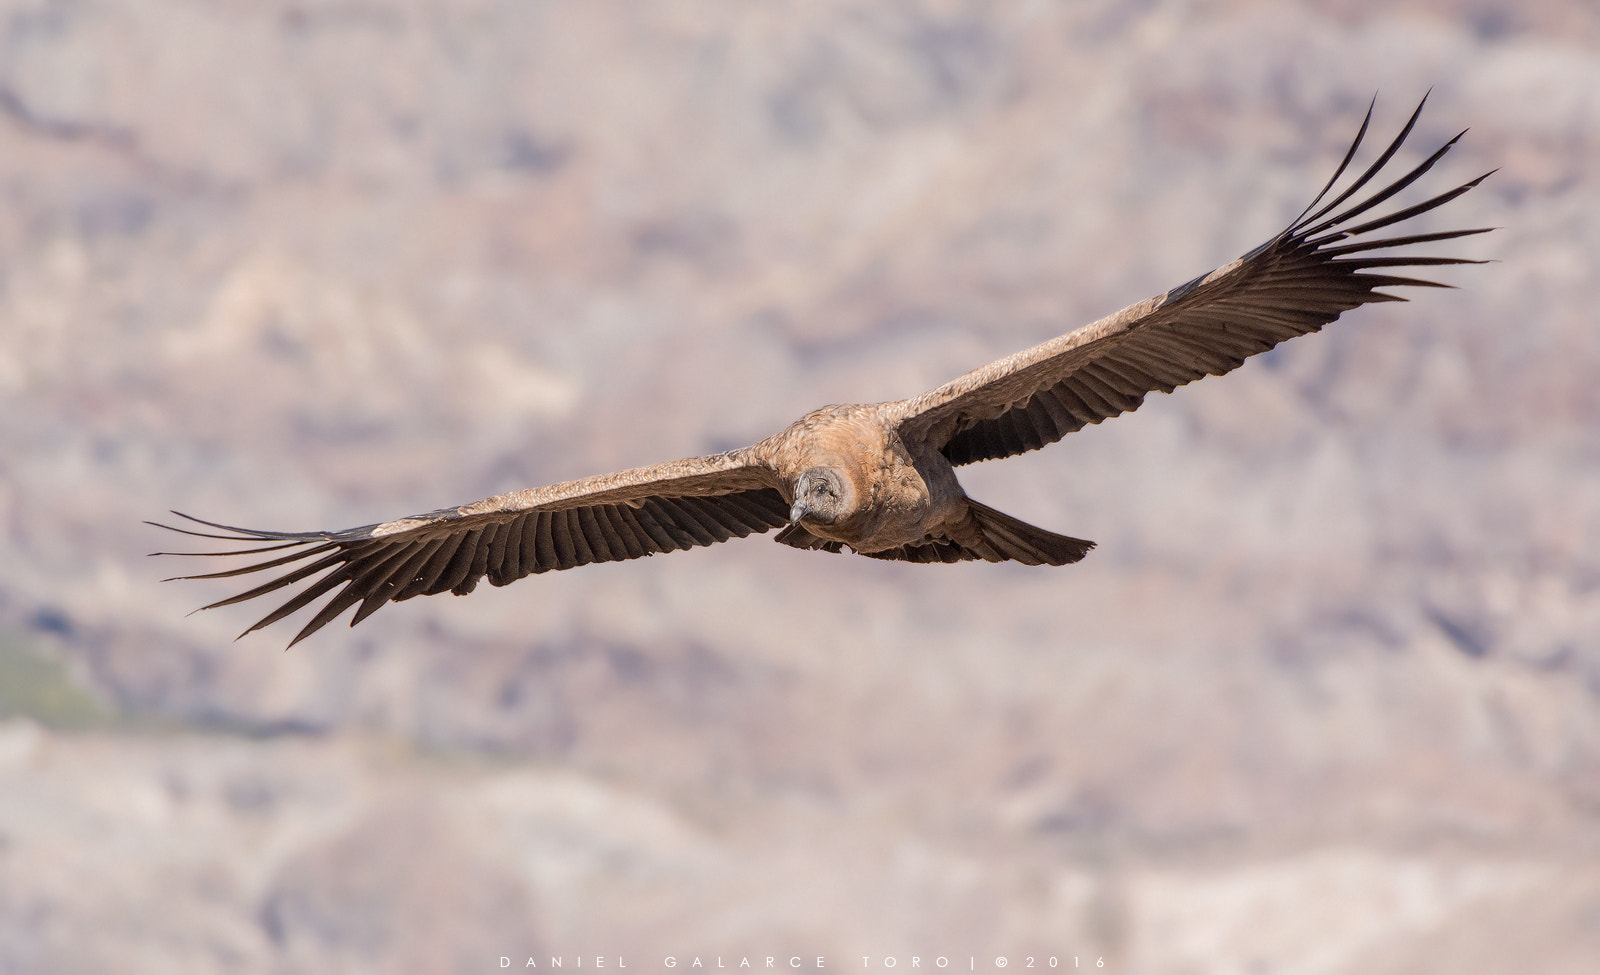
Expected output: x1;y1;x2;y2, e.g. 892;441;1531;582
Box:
2;1;1599;972
258;804;540;974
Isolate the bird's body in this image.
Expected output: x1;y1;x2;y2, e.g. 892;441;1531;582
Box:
154;96;1492;645
757;403;1096;563
762;404;964;555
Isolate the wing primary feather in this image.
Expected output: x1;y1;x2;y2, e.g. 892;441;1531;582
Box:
197;550;350;611
292;542;434;639
162;542;339;582
1330;255;1485;269
1315;225;1495;257
355;538;441;610
399;530;467;599
1288;93;1376;227
357;537;446;621
287;583;372;648
164;510;361;542
1297;92;1429;231
146;519;302;543
1296;129;1465;238
148;538;310;558
1332;171;1496;239
238;565;354;638
1347;272;1456;290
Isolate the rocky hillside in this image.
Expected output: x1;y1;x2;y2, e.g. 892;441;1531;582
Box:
2;1;1598;972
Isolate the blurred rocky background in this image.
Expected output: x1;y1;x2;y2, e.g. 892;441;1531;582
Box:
1;0;1598;972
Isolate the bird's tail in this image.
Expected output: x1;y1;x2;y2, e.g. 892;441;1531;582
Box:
965;499;1095;566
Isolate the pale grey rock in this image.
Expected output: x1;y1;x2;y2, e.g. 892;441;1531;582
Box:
1;1;1598;972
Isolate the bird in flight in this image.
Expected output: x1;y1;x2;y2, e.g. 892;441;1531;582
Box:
153;95;1492;646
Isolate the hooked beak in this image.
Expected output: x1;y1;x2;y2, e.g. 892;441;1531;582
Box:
789;499;809;525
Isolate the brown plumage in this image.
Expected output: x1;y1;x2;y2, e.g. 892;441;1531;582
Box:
152;95;1493;646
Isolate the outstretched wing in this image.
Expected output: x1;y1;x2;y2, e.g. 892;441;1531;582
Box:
151;449;786;646
892;94;1494;465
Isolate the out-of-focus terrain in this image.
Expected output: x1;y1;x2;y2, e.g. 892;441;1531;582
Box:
2;1;1598;972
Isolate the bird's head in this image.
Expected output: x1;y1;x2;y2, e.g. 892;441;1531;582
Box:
790;467;855;526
